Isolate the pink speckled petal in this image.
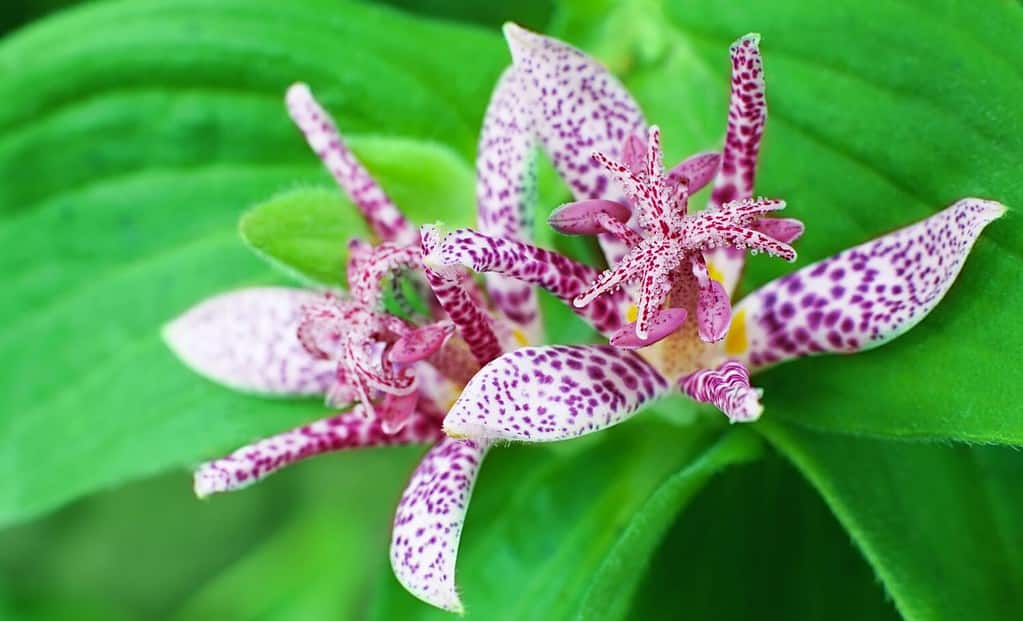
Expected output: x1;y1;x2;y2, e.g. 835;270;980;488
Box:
680;360;763;422
193;407;442;498
547;199;632;235
752;217;805;244
476;67;542;335
706;34;769;297
390;322;454;365
421;226;504;366
733;198;1006;371
391;437;491;614
443;345;669;442
286;83;415;244
163;287;335;395
434;228;627;336
692;254;732;342
666;152;721;193
610;308;688;349
503;23;646;266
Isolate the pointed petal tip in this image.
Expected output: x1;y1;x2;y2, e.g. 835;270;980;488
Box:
734;32;762;49
960;197;1008;221
284;81;311;104
192;465;230;499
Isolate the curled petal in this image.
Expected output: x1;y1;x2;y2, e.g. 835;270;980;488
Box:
666;152;721;193
163;287;335;395
730;198;1006;370
706;33;769;296
435;228;628;336
443;345;669;442
421;226;504;367
476;67;542;335
680;360;763;422
391;437;491;614
194;407;442;498
548;200;632;236
285;83;414;244
610;308;688;349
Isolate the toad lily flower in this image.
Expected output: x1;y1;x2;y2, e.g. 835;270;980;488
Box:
435;25;1004;440
164;83;529;613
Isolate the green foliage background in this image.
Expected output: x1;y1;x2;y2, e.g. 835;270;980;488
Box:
0;1;1020;619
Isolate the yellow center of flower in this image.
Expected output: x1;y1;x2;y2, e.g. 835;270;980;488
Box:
724;308;748;355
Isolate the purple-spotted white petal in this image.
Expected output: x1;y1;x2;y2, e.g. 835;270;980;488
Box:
432;228;628;336
443;345;669;442
286;83;415;244
729;198;1006;370
476;68;542;336
163;287;335;395
391;437;491;614
705;34;769;297
503;22;646;266
194;407;442;497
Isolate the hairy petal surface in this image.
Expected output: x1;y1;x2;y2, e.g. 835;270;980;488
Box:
193;408;442;498
391;437;491;614
443;345;669;442
706;34;769;296
730;199;1006;370
285;83;415;244
163;287;335;395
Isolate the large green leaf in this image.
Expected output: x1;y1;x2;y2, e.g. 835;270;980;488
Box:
761;421;1023;620
0;0;509;527
554;0;1023;443
369;417;761;620
629;453;901;621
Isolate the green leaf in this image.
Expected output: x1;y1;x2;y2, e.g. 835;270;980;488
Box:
239;187;371;286
576;428;764;621
239;138;476;286
0;0;507;527
370;417;760;620
629;451;901;621
761;421;1023;621
553;0;1023;443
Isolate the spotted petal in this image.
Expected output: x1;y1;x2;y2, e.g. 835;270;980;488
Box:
286;83;415;244
443;345;669;442
503;23;646;266
728;198;1006;370
162;287;335;395
476;67;542;336
433;228;628;336
194;407;442;497
706;34;769;297
391;437;491;614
